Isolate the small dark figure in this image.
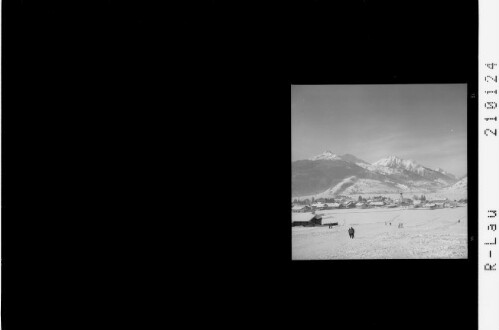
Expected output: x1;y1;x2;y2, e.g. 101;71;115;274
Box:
351;227;355;239
458;219;460;223
348;227;353;239
390;223;392;226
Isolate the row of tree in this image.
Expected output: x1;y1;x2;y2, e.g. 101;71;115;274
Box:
413;195;427;201
293;195;467;205
292;197;337;205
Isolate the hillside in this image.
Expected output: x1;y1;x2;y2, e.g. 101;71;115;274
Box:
292;152;458;198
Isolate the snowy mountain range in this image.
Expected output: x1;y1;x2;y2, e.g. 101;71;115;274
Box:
292;151;464;197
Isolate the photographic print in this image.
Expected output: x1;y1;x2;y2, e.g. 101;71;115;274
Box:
291;84;468;259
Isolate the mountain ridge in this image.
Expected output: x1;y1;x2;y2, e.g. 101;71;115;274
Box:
292;151;460;197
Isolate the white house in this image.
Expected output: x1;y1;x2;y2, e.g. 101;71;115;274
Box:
311;202;327;209
325;202;340;208
292;205;311;213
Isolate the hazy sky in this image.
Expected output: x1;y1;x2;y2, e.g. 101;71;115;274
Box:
291;84;467;177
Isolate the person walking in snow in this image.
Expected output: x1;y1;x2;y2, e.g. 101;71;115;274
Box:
351;227;355;239
348;227;355;239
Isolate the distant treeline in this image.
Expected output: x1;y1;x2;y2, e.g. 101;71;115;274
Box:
292;197;334;205
292;195;468;205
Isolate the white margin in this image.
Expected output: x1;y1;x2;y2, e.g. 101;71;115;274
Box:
479;0;499;329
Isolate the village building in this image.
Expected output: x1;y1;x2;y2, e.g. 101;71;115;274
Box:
292;205;311;213
397;198;413;206
336;196;353;204
396;192;413;206
429;199;449;203
369;201;385;207
311;202;328;210
412;200;424;208
429;199;450;208
429;199;450;203
425;203;437;209
291;213;322;227
343;201;356;208
434;202;445;208
325;202;340;209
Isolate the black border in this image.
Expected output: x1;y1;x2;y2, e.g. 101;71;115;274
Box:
1;2;154;328
0;1;480;329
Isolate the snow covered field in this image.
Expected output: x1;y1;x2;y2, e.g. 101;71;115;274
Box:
292;206;467;259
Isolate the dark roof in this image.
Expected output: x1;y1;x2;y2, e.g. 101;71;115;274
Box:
291;213;321;223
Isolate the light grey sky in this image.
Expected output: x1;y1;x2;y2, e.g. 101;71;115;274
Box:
291;84;467;177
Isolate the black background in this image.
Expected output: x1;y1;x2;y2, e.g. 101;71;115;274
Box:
1;1;153;328
2;1;478;329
